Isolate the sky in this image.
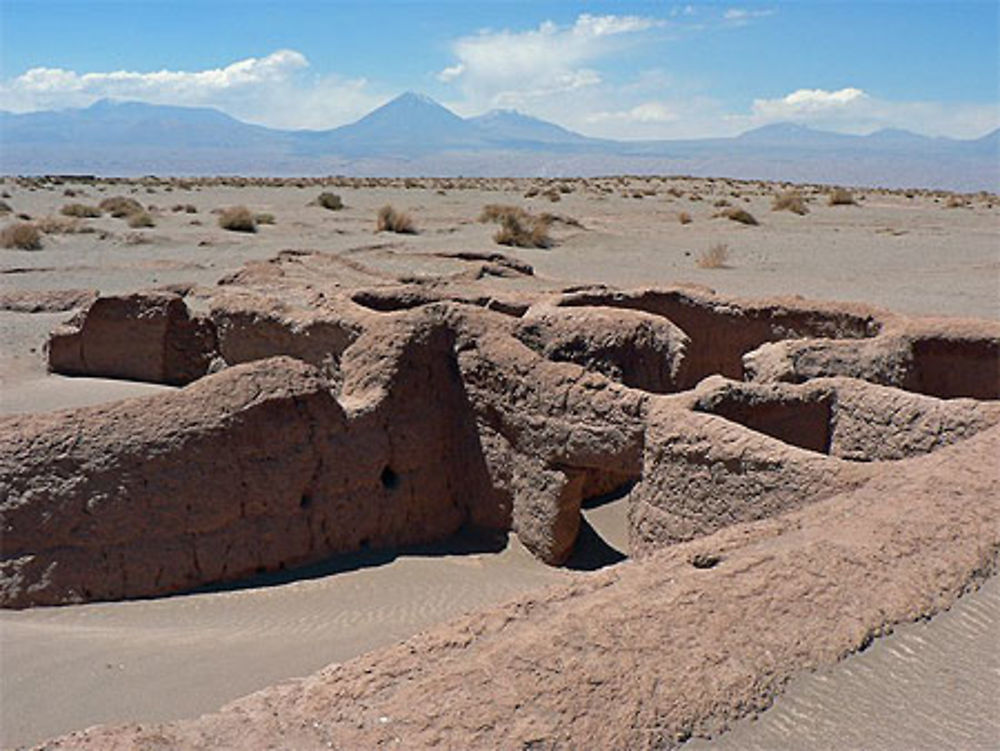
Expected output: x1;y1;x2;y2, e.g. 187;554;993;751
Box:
1;1;997;139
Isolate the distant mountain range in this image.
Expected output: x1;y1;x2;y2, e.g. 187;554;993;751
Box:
1;92;997;190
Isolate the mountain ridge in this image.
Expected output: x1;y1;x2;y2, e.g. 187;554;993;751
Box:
1;94;996;190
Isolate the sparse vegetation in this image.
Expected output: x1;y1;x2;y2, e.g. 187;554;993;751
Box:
35;216;88;234
828;188;856;206
60;203;102;218
479;204;554;248
678;211;692;225
127;211;155;228
317;192;343;211
376;205;416;234
1;222;42;250
718;207;758;225
218;206;258;233
99;196;144;217
0;200;12;213
697;242;732;269
479;204;527;223
772;190;809;215
255;212;276;225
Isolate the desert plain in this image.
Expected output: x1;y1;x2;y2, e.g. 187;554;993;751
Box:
0;174;998;750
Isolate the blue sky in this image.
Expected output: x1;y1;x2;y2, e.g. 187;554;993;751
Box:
1;1;997;138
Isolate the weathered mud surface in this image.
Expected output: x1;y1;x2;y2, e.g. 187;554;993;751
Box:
2;246;999;748
34;426;1000;750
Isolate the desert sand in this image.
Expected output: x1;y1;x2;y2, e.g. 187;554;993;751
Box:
1;175;998;749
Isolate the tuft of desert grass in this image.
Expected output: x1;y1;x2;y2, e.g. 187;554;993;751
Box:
696;242;731;269
772;190;809;215
60;203;102;218
1;222;42;250
678;211;692;225
828;188;856;206
479;204;530;224
126;211;155;228
480;204;553;248
376;205;417;234
218;206;258;233
317;192;344;211
255;212;276;225
0;200;11;214
717;207;758;225
493;214;551;248
35;215;92;234
99;196;144;217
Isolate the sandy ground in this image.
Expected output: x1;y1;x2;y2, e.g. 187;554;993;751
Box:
1;176;998;749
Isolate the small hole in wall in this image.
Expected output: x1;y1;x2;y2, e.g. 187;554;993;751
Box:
380;466;400;491
299;493;312;509
691;553;722;570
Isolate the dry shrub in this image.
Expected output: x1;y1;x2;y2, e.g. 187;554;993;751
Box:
0;200;11;214
376;205;416;234
60;203;101;218
544;189;562;202
772;190;809;215
945;195;967;209
678;211;692;225
524;186;540;198
718;207;758;225
219;206;257;232
218;206;258;232
255;212;276;225
99;196;144;217
1;222;42;250
828;188;856;206
172;203;198;213
127;211;155;228
697;242;731;269
317;192;343;210
479;204;529;223
493;214;551;248
480;204;553;248
35;215;87;234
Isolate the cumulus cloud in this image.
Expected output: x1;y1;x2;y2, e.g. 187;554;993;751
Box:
439;13;666;112
738;87;997;138
753;87;868;117
0;50;385;129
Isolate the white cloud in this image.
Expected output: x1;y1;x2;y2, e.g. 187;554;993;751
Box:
0;50;386;129
738;87;997;138
723;7;775;26
587;101;679;125
753;87;869;117
439;13;666;113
